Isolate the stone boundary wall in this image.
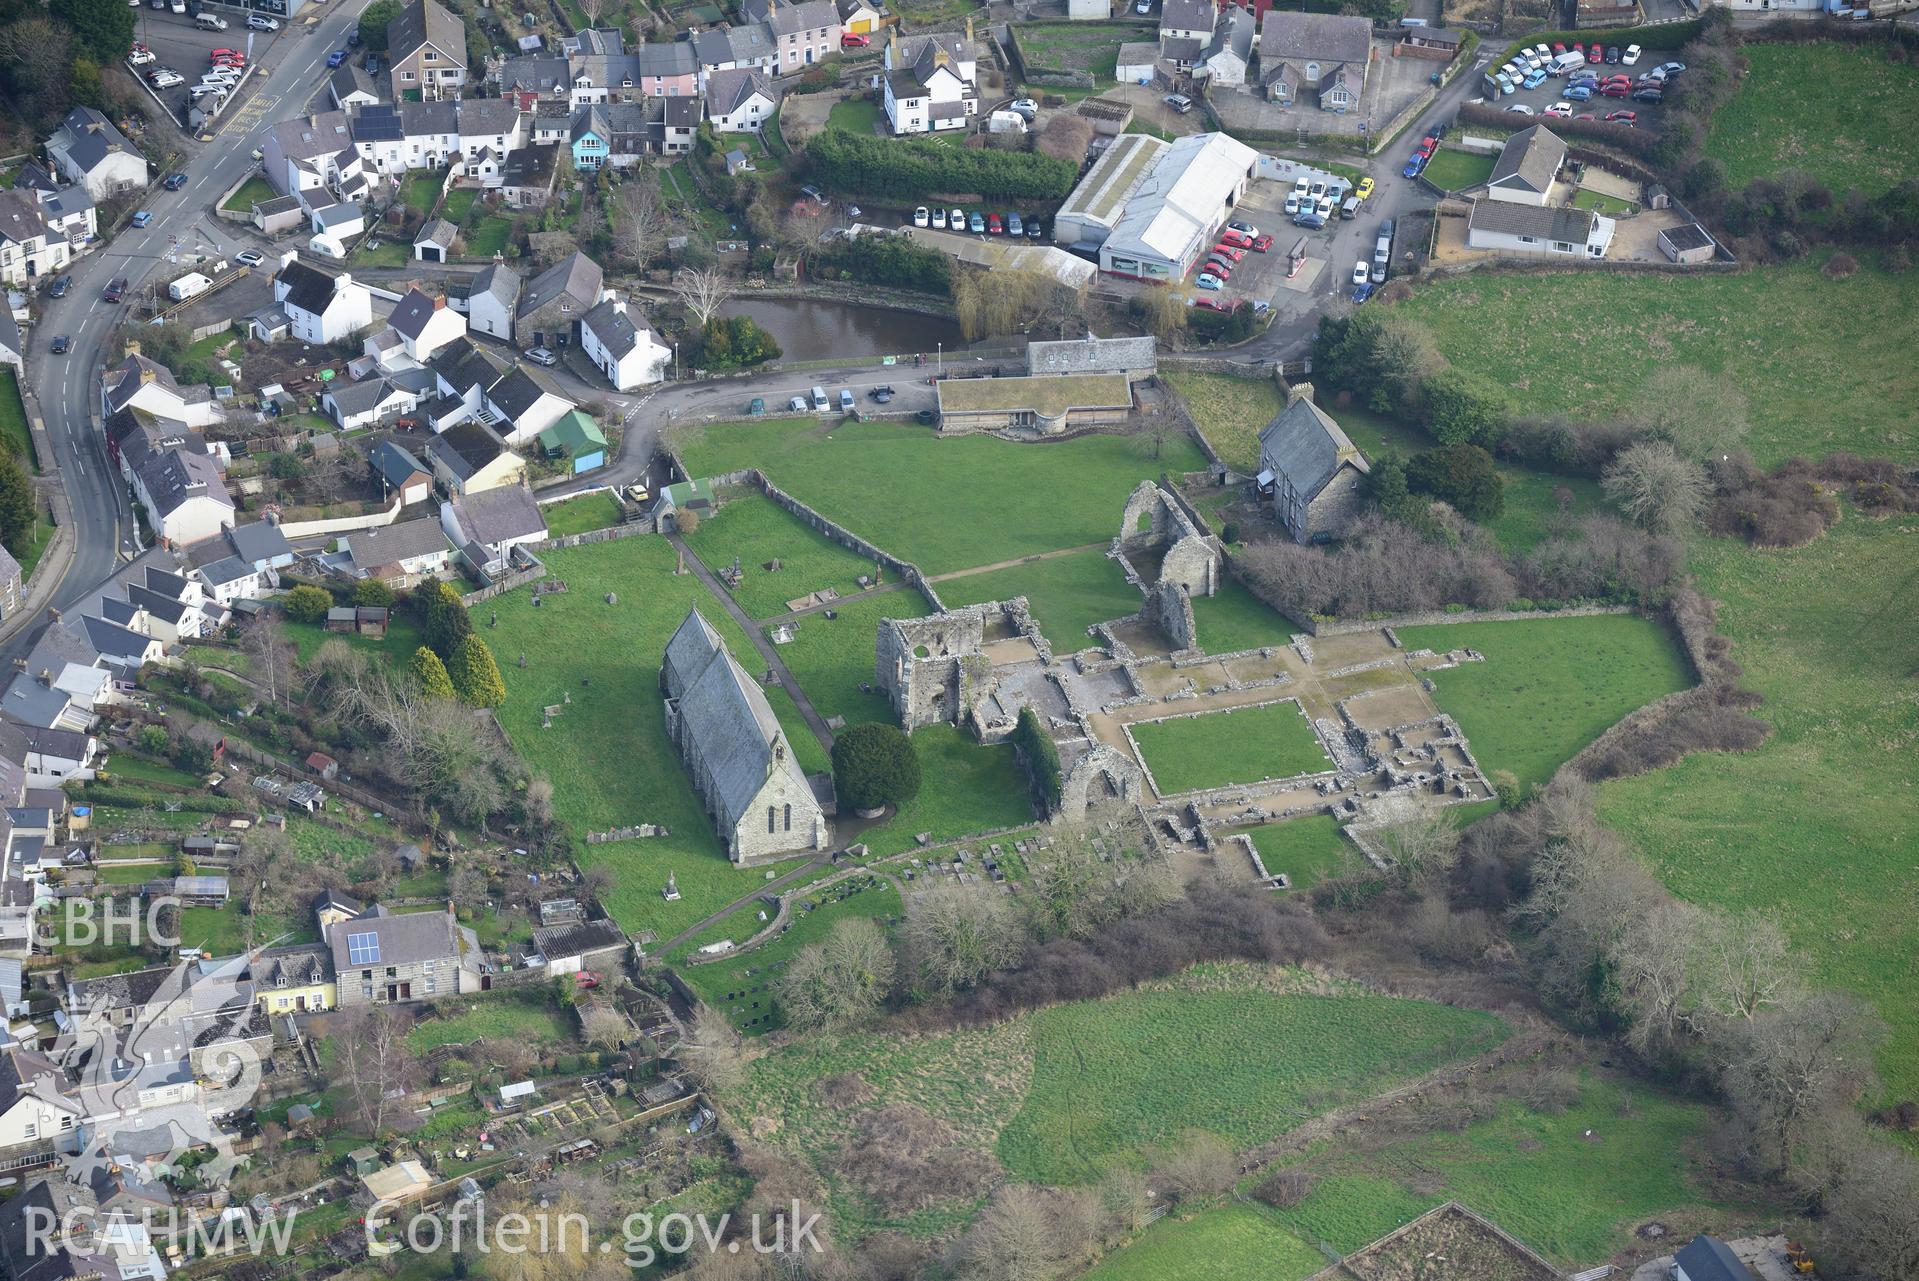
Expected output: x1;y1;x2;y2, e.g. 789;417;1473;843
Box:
1120;695;1336;801
277;493;405;540
1301;602;1633;637
541;521;653;551
461;564;547;606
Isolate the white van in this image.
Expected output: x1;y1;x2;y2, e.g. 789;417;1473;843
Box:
811;386;829;413
838;388;854;413
1553;51;1586;75
194;12;227;29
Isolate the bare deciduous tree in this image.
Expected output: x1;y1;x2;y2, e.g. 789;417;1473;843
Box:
1602;440;1710;536
1638;365;1750;464
1379;807;1461;885
1126;407;1183;462
1150;1129;1235;1204
333;1006;420;1135
1716;990;1884;1173
448;863;489;914
0;19;73;113
679;1005;747;1093
575;0;604;26
775;916;895;1033
1612;899;1706;1055
1693;908;1800;1023
953;1187;1062;1281
609;179;670;270
673;265;736;329
243;616;295;711
900;882;1027;995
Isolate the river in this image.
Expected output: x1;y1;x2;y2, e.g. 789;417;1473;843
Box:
719;297;964;363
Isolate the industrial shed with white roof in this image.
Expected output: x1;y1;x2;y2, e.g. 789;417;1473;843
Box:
1066;132;1259;283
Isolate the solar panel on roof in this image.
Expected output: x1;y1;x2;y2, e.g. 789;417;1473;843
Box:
346;931;381;964
352;107;404;142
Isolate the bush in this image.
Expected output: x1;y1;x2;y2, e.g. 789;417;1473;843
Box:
1423;367;1511;448
352;578;396;608
812;234;950;294
803;129;1078;202
283;585;334;625
1406;444;1505;523
409;646;456;699
418;581;473;658
684;316;781;370
448;635;506;708
831;723;921;812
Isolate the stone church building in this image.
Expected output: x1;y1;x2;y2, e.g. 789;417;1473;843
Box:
661;609;827;862
1256;384;1371;543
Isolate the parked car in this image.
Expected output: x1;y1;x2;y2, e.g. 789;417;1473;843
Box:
913;205;929;227
236;250;262;267
1308;179;1327;201
1354;177;1375;202
1202;258;1232;279
1369;258;1385;284
164;172;188;190
1292;211;1326;230
1194;273;1224;290
524;347;558;366
1218;229;1253;249
1506;104;1536;114
840;31;869;46
1522;69;1548;90
748;397;765;416
49;335;69;354
1416;134;1438;157
363;55;380;74
326;49;347;67
1190;296;1228;313
1283;192;1302;216
1401;153;1426;178
968;211;984;233
949;207;964;229
869;385;894;403
1352;281;1374;304
930;208;947;229
48;275;71;298
1562;85;1593;101
789;396;808;412
1210;244;1244;262
149;71;183;87
1587;44;1603;62
1249;234;1272;252
1622;43;1642;65
1226;219;1259;237
1604;110;1638;124
247;14;278;29
986;212;1003;234
347;28;362;46
1025;220;1043;239
1163;93;1193;113
1544;102;1573;118
1605;45;1621;63
128;48;154;65
1010;98;1038;118
1008;213;1023;236
1351;260;1369;286
131;210;153;228
1658;61;1686;75
1631;87;1664;103
1600;82;1630;97
189;85;226;100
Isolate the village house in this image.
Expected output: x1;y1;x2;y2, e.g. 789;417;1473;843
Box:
273;252;374;344
322;376;419;431
103;354;222;430
1485;124;1566;207
704;69;776;133
386;288;468;363
882;32;978;135
44;107;149;200
767;0;840;75
0;1037;79;1148
371;440;435;506
694;24;779;80
440;484;548;578
579;297;670;390
661;609;829;863
501;144;561;209
1258;11;1373;113
459;263;521;341
1157;0;1216;74
131;450;236;548
0;194;72;290
513;252;608;349
483;366;575;446
568;98;699;168
1255;384;1371;544
426;421;525;495
1466;199;1614;259
568;46;701;106
1199;5;1255;88
329;62;382;111
343;517;452;581
388;0;468;101
325;903;485;1005
13;163;99;252
260;111;361;201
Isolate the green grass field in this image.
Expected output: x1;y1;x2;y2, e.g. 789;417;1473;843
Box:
486;537;816;937
678;418;1207;574
220;175;276;214
936;550;1142;651
1081;1204;1326;1281
674;875;901;1033
1129;701;1332;795
1421;148;1497;192
1392;255;1919;466
286;611;430;668
1704;42;1919;198
1598;511;1919;1104
1266;1076;1756;1265
825;97;884;135
858;724;1035;857
686;494;884;621
770;588;932;726
1163;371;1286;474
405;994;575;1053
1399;614;1692;790
541;492;622;537
733;965;1506;1237
1239;816;1358;889
1191;574;1298;653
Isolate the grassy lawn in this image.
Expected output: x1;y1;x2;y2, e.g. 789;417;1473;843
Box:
440;188;478;224
486;536;816;938
770;588;932;727
1399;614;1691;790
826;97;885;135
1014;21;1150;82
1598;511;1919;1105
285;611;429;667
99;755;204;788
463;214;515;258
12;519;52;578
219;175;276;214
1393;254;1919;466
1266;1076;1756;1265
1191;574;1298;653
541;491;622;537
1421;148;1496;192
1163;371;1286;474
1481;467;1607;555
1129;700;1332;795
1571;187;1635;216
679;418;1207;574
664;159;735;240
404;993;575;1053
1237;815;1358;889
936;549;1142;651
685;494;883;621
858;724;1035;857
1082;1204;1326;1281
351;238;413;269
0;367;39;468
178;906;265;955
733;964;1507;1237
399;171;442;217
1703;42;1919;198
675;874;901;1033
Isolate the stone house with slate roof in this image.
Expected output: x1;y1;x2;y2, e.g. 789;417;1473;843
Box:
1258;11;1373;113
326;903;483;1006
662;610;827;863
514;251;607;348
1256;384;1370;543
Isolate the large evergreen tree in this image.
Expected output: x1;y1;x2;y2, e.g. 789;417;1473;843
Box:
420;581;473;657
51;0;134;63
408;646;455;699
448;635;506;707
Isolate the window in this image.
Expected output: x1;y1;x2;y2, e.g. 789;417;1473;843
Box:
767;806;776;834
1519;235;1537;244
425;51;437;61
783;804;791;832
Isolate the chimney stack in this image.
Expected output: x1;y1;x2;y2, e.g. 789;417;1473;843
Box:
1286;380;1315;406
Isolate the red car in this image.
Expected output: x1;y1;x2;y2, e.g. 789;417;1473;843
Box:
211;48;239;57
1604;110;1638;123
1416;134;1438;157
1192;297;1229;313
1587;45;1604;63
1249;233;1273;252
987;212;1003;234
1217;229;1253;249
1599;82;1630;97
575;970;602;990
1210;243;1245;262
1570;42;1583;57
840;31;870;46
1202;259;1233;279
1551;41;1565;55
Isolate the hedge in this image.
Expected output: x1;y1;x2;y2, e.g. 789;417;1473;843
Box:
803;130;1079;202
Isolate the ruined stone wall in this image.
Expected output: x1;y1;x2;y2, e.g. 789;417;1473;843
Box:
1141;580;1199;652
876;610;986;732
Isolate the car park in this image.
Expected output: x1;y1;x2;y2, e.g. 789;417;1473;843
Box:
1623;44;1641;65
913;206;929;227
326;49;347;67
968;211;984;232
50;336;69;354
1008;213;1023;236
524;347;558;366
1194;273;1223;290
247;13;278;28
131;210;153;227
236;250;262;267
